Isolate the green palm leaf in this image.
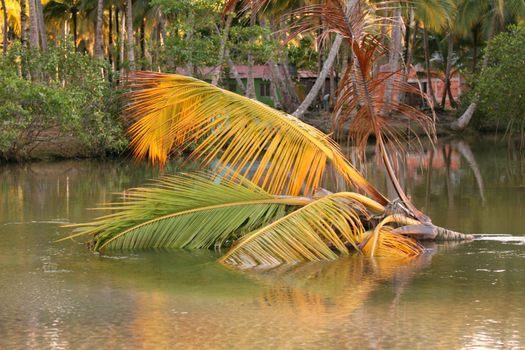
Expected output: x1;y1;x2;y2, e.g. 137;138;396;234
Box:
62;172;310;251
219;192;387;268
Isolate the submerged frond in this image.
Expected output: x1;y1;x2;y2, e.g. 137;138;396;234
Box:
124;71;387;203
219;192;385;268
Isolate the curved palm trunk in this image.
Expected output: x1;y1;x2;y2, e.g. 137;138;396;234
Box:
125;0;134;69
450;19;496;131
1;0;7;54
293;35;343;118
95;0;104;58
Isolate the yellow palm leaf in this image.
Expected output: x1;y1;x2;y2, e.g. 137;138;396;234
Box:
124;71;387;202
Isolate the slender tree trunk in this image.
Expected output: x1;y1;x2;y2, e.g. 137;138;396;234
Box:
1;0;8;54
72;9;77;50
28;0;39;49
211;14;233;86
471;26;478;73
108;6;113;67
384;7;402;106
245;8;257;99
441;33;454;108
423;24;437;107
451;19;496;131
95;0;104;58
185;9;194;76
401;8;415;102
115;8;120;69
292;35;342;118
120;11;125;70
140;18;145;69
226;48;246;94
125;0;134;69
35;0;46;49
20;0;27;47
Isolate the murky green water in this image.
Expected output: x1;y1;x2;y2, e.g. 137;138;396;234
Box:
1;138;524;349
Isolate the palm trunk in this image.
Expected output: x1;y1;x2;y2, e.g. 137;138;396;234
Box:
245;9;257;99
28;0;39;49
441;33;454;108
226;48;246;94
423;24;437;107
451;18;496;131
95;0;104;58
36;0;46;50
115;8;120;69
20;0;27;47
140;18;145;69
125;0;134;69
108;6;113;67
384;7;402;106
1;0;8;54
120;11;125;70
72;9;78;50
185;10;194;76
211;14;233;86
292;35;342;118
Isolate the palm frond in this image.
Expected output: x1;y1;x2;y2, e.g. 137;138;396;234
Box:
61;172;310;251
219;192;386;268
124;71;387;203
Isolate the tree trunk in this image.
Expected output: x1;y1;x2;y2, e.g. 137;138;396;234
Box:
211;14;233;86
108;6;113;67
245;8;257;99
423;24;437;107
72;9;78;50
1;0;7;54
471;26;479;73
125;0;134;69
28;0;39;49
185;10;194;76
450;19;496;131
95;0;104;58
384;7;402;106
226;48;246;94
120;11;125;70
140;18;145;69
20;0;27;47
292;35;342;118
441;33;454;108
35;0;46;50
115;8;120;69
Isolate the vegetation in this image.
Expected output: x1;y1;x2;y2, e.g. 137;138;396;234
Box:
0;42;127;161
467;26;525;132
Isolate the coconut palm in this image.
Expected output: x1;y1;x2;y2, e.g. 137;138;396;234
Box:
63;0;472;268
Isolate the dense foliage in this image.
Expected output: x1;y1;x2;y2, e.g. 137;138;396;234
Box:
470;26;525;132
0;43;127;161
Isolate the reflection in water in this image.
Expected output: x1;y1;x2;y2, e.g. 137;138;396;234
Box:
1;139;525;349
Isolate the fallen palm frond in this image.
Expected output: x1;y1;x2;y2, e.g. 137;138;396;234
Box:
219;192;421;268
124;71;387;203
61;172;310;251
62;171;423;266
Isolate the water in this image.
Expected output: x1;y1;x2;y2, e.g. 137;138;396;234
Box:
1;139;524;349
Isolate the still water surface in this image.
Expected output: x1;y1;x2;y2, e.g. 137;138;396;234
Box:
1;138;524;349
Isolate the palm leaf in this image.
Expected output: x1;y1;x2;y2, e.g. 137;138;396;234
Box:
219;192;387;268
61;172;310;251
124;71;387;203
